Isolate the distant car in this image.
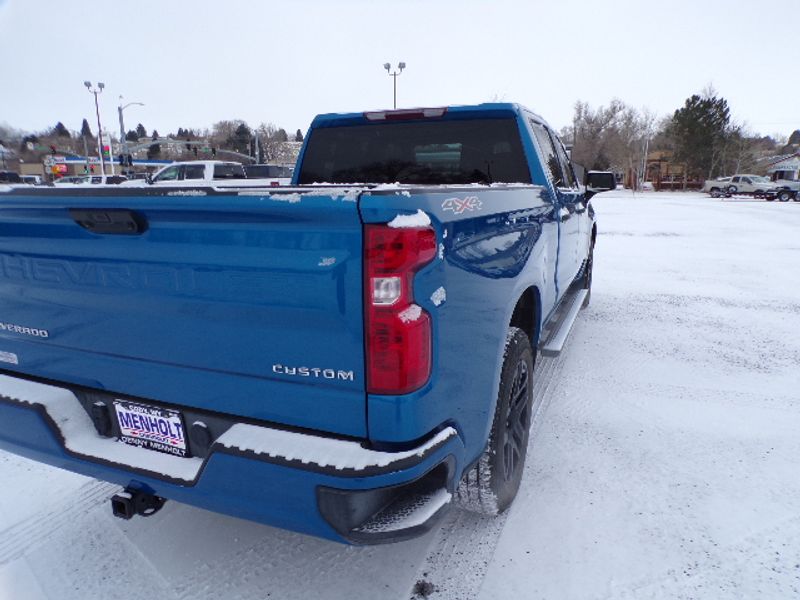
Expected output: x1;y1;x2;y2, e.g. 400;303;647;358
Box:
764;188;800;202
119;161;247;187
772;178;800;192
155;160;246;184
122;160;289;188
0;170;22;184
20;175;42;185
704;174;779;197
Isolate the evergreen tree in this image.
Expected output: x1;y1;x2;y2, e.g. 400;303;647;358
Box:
148;130;161;158
275;128;288;142
666;93;731;179
232;123;252;154
80;119;93;138
53;122;71;138
295;129;304;142
125;130;139;142
136;123;147;139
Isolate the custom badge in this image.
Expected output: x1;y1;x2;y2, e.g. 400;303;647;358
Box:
442;196;482;214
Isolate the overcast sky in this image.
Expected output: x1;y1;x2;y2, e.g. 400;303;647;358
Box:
1;0;796;140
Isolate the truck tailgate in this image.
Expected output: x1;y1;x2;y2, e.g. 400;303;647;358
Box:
0;188;367;437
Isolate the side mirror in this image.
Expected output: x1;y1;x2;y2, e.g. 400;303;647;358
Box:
145;173;153;185
585;171;616;198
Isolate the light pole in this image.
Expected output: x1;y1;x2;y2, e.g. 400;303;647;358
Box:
383;62;406;109
84;81;106;175
118;96;144;174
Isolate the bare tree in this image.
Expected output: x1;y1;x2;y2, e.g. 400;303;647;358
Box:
571;99;655;188
255;122;297;163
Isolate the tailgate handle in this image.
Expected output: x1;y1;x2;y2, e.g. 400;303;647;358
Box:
69;209;148;235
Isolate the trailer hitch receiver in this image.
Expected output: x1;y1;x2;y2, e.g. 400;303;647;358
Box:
111;488;166;520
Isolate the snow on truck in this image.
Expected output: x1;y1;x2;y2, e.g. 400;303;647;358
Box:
0;103;613;544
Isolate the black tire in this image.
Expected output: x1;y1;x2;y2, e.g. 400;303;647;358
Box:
456;327;534;515
778;190;792;202
754;190;764;198
709;187;721;198
727;185;738;194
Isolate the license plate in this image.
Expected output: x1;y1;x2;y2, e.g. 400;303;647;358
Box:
114;400;188;457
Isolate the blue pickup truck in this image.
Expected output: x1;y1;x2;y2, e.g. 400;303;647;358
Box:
0;103;612;543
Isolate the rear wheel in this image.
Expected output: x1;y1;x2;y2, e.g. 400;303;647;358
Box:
778;190;792;202
456;327;534;515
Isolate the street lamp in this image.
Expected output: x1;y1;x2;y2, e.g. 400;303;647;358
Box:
84;80;106;175
384;62;406;109
118;96;144;174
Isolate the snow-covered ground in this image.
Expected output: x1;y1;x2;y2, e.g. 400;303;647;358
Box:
1;190;799;600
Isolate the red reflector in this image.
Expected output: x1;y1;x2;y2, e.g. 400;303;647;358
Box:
367;310;431;394
365;224;436;395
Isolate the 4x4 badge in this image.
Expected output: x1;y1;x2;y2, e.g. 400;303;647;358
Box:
442;196;482;214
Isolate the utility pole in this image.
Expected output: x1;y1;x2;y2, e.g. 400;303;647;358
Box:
383;62;406;109
84;81;106;175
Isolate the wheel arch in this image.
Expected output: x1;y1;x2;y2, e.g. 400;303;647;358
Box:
509;285;541;348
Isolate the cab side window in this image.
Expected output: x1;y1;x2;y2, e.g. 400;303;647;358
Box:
154;166;179;181
551;133;578;189
183;165;205;180
530;120;564;187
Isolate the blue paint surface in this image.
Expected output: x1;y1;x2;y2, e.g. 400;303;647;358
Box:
0;103;594;541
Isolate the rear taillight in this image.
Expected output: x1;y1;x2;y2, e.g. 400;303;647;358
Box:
365;224;437;394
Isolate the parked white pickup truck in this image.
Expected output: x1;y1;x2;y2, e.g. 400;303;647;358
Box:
702;174;780;197
122;160;291;188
